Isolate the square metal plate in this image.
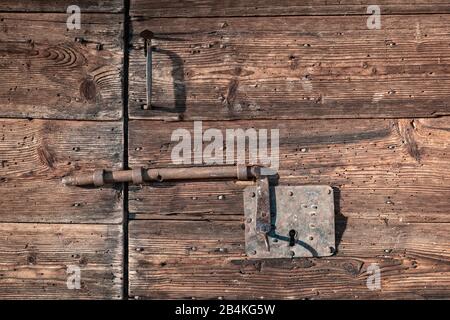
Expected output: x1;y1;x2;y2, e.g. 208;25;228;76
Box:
244;185;335;258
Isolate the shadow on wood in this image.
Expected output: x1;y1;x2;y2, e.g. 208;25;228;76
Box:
333;187;347;254
151;48;186;115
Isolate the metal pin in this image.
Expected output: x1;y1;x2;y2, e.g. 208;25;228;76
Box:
140;30;154;110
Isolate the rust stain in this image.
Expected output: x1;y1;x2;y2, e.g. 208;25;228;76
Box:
79;79;97;101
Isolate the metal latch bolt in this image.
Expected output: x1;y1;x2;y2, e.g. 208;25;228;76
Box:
62;165;258;186
63;165;334;258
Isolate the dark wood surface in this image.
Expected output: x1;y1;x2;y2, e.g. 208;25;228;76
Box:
131;0;450;17
126;1;450;299
0;1;123;12
128;117;450;299
129;14;450;120
129;118;450;223
0;1;125;299
0;13;123;120
0;119;123;223
0;223;123;299
0;1;449;300
129;219;449;299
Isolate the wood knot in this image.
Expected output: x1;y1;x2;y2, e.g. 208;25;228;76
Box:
343;262;360;276
37;145;55;169
80;79;97;101
27;253;37;265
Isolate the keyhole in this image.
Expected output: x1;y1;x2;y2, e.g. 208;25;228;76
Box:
289;229;296;246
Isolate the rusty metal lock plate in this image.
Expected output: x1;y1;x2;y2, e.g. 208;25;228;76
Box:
244;185;335;258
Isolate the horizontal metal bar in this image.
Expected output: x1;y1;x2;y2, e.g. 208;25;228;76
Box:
62;165;267;187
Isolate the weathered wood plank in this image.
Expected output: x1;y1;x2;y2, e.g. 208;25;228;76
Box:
130;15;450;120
129;118;450;222
0;13;123;120
0;223;122;299
131;0;450;17
0;119;123;223
1;1;123;13
129;219;450;299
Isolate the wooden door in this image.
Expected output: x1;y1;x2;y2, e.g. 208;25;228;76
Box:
0;2;124;299
0;0;449;299
127;1;450;299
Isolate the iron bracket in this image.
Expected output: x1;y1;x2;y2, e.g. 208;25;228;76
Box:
244;184;335;258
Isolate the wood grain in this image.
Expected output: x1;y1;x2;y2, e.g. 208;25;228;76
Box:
130;0;450;17
129;118;450;222
0;1;123;13
130;15;450;120
129;219;450;299
0;119;123;223
0;13;123;120
129;116;450;299
0;223;122;299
